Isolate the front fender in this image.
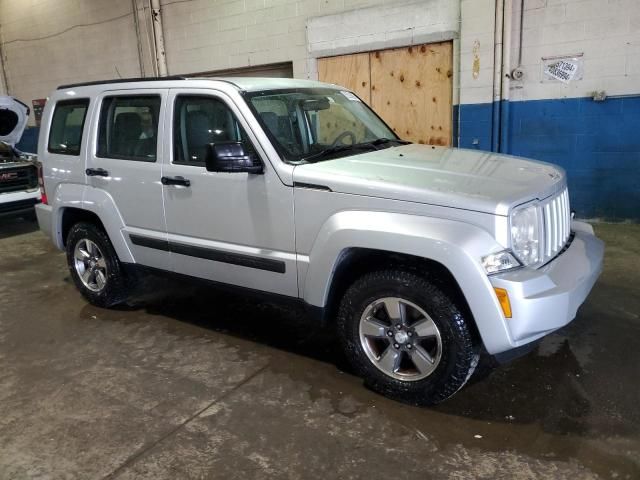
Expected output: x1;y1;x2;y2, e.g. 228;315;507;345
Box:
302;211;511;353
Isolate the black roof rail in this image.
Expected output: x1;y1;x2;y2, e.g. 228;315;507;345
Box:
57;76;187;90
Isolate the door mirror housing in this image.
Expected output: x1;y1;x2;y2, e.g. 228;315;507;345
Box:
205;142;263;174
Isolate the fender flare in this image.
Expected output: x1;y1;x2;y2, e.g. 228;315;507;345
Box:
51;183;134;263
301;211;512;353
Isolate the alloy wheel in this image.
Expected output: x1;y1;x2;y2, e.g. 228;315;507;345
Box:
358;297;443;381
73;239;108;292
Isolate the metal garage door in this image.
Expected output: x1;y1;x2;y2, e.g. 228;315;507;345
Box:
318;42;453;146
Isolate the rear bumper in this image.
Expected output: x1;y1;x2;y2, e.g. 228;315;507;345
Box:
35;203;53;239
488;221;604;354
0;189;40;218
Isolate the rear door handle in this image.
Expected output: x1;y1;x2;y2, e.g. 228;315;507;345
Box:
161;176;191;187
86;168;109;177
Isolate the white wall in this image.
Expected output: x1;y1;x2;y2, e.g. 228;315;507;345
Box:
160;0;400;78
306;0;459;58
0;0;495;110
509;0;640;101
0;0;636;118
459;0;497;105
0;0;142;123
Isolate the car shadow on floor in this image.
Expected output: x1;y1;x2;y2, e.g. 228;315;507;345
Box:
128;275;342;367
111;270;612;439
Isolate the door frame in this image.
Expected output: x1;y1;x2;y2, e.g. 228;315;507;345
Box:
158;87;299;297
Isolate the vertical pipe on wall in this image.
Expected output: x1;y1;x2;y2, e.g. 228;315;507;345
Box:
150;0;168;76
499;0;512;153
491;0;504;152
131;0;146;77
0;23;9;95
0;50;8;95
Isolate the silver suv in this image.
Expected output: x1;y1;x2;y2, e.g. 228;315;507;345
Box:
36;77;604;404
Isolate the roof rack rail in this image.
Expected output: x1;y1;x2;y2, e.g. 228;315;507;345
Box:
57;76;187;90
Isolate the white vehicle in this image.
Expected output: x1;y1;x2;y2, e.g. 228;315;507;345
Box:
0;96;40;219
36;77;604;404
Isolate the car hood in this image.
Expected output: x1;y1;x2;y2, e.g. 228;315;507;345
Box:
0;96;29;147
292;144;566;216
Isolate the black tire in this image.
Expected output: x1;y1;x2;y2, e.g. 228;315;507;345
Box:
468;351;499;385
336;270;479;405
66;222;128;308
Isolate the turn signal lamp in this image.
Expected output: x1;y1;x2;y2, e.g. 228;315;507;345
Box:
494;287;512;318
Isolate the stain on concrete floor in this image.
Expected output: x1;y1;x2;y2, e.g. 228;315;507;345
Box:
0;218;638;479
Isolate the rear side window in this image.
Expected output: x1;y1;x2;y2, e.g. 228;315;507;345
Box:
97;95;161;162
48;99;89;156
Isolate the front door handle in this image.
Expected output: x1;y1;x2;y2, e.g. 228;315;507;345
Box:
161;176;191;187
86;168;109;177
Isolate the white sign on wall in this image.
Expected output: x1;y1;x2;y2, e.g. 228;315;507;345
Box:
542;54;583;84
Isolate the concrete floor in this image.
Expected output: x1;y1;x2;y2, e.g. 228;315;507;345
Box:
0;219;638;479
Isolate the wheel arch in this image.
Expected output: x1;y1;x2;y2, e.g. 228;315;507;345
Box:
60;208;105;246
52;185;133;263
301;211;512;354
323;248;479;337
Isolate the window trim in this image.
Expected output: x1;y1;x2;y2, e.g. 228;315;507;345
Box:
171;93;262;168
96;94;162;163
47;98;90;156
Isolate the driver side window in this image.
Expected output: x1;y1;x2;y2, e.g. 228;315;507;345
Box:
173;95;254;166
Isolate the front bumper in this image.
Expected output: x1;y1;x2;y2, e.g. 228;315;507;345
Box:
489;221;604;352
0;189;41;218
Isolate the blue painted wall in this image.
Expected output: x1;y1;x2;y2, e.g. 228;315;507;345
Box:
458;96;640;221
16;126;40;154
457;103;493;151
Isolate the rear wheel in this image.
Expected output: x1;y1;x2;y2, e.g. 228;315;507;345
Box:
337;270;478;405
66;222;128;307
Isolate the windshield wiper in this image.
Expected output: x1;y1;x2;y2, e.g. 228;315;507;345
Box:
302;138;412;163
302;137;411;162
302;143;376;163
369;137;412;147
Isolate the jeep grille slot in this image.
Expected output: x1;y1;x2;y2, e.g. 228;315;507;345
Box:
543;187;571;261
0;165;39;194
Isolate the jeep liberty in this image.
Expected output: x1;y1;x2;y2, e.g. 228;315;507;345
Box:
36;77;604;404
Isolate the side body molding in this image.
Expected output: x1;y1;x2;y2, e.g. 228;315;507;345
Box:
51;183;134;263
300;211;512;354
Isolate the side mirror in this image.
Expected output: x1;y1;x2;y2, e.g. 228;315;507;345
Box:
205;142;263;174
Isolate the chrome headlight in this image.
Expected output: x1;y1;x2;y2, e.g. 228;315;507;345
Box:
510;203;541;266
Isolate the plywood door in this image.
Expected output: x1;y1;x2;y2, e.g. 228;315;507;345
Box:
317;42;453;146
370;43;453;146
317;53;371;103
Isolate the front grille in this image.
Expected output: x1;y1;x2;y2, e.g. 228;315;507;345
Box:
542;187;571;262
0;165;38;194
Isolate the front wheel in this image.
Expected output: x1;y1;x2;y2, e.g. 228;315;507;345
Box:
336;270;479;405
66;222;128;308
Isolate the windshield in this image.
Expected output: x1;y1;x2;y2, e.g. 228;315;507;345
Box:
244;88;400;163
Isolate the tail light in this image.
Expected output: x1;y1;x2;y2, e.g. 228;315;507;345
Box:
37;161;48;205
